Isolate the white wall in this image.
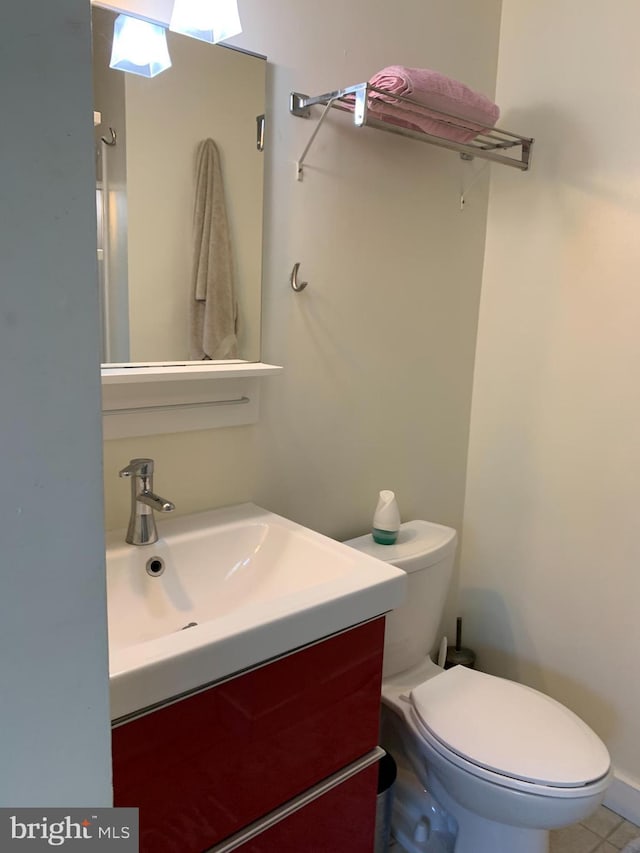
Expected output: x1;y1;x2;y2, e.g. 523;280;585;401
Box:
101;0;503;664
461;0;640;814
0;0;111;805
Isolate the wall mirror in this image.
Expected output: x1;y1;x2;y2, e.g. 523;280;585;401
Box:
92;6;266;368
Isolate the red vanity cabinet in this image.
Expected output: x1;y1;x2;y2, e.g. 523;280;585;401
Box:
231;762;379;853
112;617;385;852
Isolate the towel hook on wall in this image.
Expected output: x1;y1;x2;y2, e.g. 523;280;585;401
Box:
101;127;117;146
290;262;308;292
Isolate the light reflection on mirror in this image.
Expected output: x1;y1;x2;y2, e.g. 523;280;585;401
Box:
91;6;266;366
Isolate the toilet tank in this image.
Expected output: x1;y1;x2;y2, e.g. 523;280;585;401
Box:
344;521;457;678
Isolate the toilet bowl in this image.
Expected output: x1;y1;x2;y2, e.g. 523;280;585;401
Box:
345;521;612;853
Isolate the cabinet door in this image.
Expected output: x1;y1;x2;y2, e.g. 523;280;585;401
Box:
231;763;378;853
112;618;385;852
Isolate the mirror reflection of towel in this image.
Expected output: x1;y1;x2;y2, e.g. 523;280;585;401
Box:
189;138;238;360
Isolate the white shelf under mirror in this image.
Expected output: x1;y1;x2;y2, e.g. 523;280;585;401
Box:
101;362;282;439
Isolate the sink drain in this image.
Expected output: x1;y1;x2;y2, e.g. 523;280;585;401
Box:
145;557;165;577
180;622;198;630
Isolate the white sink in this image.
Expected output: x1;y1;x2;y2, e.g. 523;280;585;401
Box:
106;503;406;720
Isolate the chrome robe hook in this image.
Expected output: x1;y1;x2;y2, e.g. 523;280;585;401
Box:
290;262;308;292
101;127;117;146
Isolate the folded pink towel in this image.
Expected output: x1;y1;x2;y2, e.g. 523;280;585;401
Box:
347;65;500;143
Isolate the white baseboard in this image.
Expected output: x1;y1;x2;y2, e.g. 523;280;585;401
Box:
604;770;640;826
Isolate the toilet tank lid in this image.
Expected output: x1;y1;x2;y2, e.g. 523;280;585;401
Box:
344;520;457;572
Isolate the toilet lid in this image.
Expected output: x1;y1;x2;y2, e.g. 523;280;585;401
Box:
410;667;610;787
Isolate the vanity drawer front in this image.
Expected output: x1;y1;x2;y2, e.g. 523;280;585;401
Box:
112;617;385;852
229;762;378;853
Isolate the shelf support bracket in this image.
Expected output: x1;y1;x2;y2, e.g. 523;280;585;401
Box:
293;94;339;181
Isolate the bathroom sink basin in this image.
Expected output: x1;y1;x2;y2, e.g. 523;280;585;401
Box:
105;503;406;719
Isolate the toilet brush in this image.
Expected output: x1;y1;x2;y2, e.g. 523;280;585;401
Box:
444;617;476;669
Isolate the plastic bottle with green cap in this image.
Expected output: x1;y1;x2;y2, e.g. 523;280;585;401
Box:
372;490;401;545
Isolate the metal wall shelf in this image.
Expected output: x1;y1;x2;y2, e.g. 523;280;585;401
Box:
290;82;533;179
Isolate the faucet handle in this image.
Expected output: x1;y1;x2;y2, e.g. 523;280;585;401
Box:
119;458;154;478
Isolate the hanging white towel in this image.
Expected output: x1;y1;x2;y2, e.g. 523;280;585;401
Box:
189;138;238;360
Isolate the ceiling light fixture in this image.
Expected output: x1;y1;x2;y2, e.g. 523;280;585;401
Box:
109;14;172;78
169;0;242;45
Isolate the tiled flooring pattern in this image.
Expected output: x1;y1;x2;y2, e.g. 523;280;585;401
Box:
390;806;640;852
550;806;640;853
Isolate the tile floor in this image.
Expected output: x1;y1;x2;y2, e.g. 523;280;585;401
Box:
390;806;640;852
550;806;640;853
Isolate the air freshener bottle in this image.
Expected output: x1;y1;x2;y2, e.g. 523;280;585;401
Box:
372;490;401;545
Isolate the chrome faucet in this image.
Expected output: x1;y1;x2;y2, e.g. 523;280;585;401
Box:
119;458;175;546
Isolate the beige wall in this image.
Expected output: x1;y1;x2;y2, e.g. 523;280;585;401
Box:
103;0;503;669
461;0;640;806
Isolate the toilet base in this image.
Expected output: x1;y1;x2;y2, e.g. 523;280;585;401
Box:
428;771;549;853
389;758;549;853
390;766;457;853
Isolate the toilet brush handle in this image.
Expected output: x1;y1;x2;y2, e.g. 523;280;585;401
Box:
456;617;463;651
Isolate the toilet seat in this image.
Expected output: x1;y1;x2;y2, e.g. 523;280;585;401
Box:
409;666;610;792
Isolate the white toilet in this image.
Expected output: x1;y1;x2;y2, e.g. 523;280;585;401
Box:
346;521;612;853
